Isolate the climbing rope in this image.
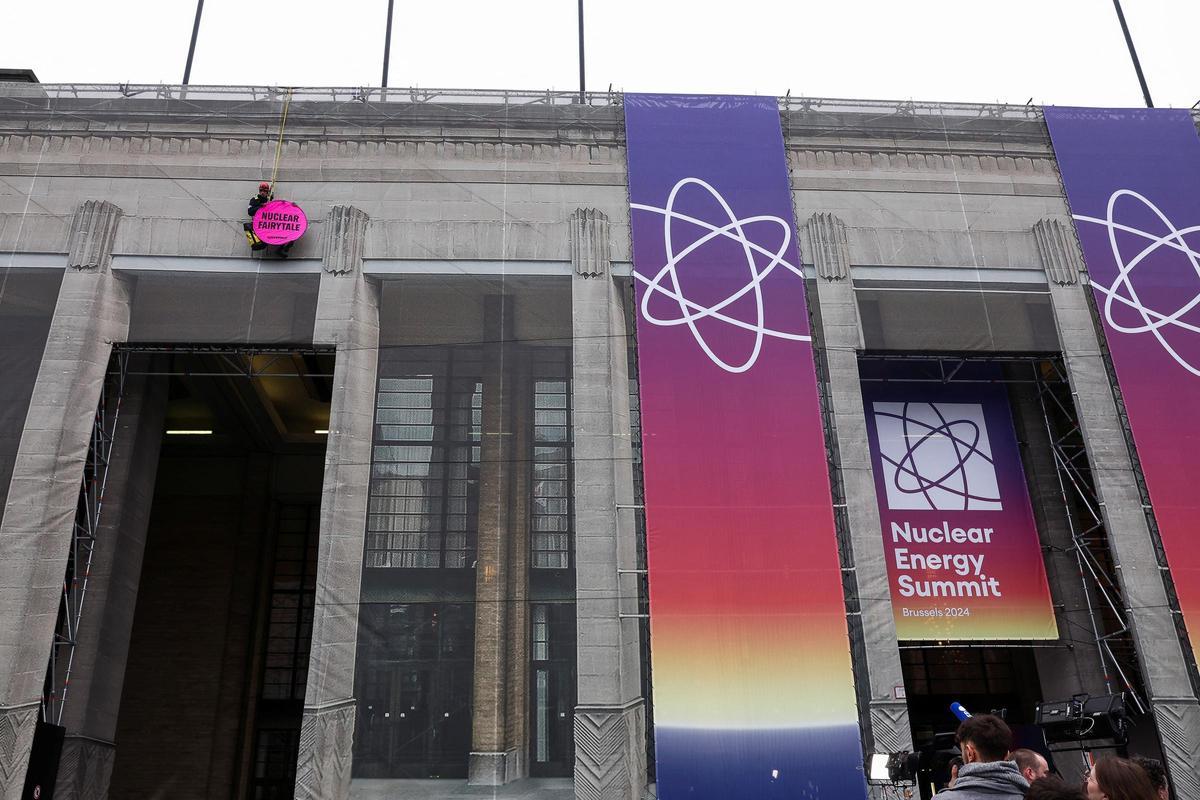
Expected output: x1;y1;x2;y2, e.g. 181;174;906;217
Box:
268;88;294;192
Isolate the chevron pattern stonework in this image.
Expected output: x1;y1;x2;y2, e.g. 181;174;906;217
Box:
53;738;115;800
1153;701;1200;799
870;701;911;754
0;705;38;794
575;705;644;800
295;701;355;800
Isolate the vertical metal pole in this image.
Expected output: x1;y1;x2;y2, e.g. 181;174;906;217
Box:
382;0;396;88
182;0;205;85
577;0;586;103
1111;0;1154;108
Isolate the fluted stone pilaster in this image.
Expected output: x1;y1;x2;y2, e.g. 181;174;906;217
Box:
321;205;370;276
807;212;852;280
571;208;610;279
1034;218;1082;286
66;200;122;272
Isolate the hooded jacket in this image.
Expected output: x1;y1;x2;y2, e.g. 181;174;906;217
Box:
938;760;1030;799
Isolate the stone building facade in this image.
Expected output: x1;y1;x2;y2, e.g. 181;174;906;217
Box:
0;83;1197;799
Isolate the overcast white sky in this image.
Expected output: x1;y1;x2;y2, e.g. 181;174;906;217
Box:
5;0;1198;108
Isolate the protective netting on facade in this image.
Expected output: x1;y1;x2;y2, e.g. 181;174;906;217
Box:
1;80;1196;799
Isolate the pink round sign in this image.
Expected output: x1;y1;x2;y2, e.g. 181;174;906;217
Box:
252;200;308;245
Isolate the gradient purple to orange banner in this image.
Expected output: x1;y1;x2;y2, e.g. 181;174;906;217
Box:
861;373;1058;641
625;93;867;798
1046;106;1200;667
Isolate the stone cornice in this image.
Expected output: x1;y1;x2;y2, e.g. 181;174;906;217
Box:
0;133;1057;182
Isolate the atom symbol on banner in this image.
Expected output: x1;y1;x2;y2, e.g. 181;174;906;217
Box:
630;177;809;373
1075;189;1200;376
874;402;1002;512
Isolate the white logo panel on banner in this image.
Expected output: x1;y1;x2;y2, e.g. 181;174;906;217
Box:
630;177;810;374
873;401;1002;512
1074;189;1200;377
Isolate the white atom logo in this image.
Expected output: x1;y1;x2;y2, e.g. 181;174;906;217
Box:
873;401;1002;512
630;177;809;373
1075;190;1200;377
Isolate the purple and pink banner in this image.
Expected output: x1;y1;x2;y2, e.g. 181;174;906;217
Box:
625;94;867;798
861;373;1058;640
1046;106;1200;666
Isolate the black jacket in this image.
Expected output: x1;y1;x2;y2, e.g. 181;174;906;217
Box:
247;193;272;217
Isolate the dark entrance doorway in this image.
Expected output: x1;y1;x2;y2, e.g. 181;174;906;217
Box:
353;603;475;779
107;347;332;800
530;603;576;777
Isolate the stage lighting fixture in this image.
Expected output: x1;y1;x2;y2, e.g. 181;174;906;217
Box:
867;751;919;784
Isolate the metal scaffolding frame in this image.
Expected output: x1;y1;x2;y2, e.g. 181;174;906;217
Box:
1033;358;1147;714
111;344;334;379
857;352;1150;714
43;349;130;726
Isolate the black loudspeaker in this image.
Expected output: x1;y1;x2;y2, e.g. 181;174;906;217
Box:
1036;694;1126;743
22;721;64;800
1080;694;1127;740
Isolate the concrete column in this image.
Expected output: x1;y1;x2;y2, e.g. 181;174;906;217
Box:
0;200;129;799
469;294;518;785
53;372;167;800
1037;218;1200;799
569;209;647;800
295;206;378;800
805;213;913;756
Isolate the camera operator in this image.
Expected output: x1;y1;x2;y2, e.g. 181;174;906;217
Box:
937;714;1028;799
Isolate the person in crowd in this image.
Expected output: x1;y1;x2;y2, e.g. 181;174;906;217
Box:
1128;757;1168;800
937;714;1029;799
1012;749;1051;784
1027;775;1085;800
1084;756;1158;800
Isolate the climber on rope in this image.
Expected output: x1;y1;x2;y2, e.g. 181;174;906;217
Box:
243;181;300;258
243;181;272;252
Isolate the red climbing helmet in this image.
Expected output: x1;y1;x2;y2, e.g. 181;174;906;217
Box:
258;181;271;192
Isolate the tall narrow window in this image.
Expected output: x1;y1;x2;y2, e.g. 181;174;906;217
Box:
366;349;481;569
532;373;571;569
